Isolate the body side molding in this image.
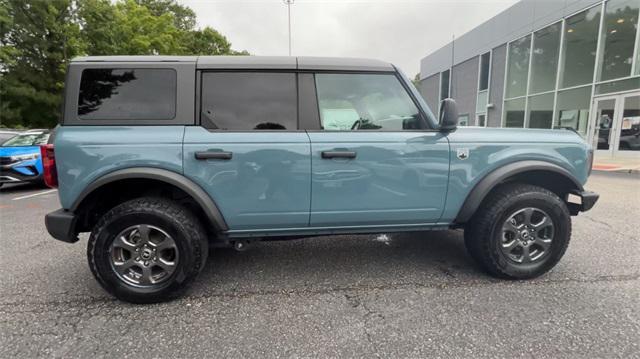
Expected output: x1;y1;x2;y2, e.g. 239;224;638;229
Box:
455;160;584;224
71;167;229;231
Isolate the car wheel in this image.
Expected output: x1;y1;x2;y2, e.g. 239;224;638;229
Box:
464;183;571;279
87;197;208;303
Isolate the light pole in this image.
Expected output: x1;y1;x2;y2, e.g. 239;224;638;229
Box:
283;0;294;56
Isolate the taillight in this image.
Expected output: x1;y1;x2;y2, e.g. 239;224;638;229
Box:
40;144;58;188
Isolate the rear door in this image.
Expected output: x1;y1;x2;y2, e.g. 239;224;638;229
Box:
306;72;450;227
183;71;311;230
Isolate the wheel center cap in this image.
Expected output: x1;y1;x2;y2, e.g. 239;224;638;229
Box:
141;247;153;260
521;230;530;239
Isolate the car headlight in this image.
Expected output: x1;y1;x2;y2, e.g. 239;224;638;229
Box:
10;153;39;162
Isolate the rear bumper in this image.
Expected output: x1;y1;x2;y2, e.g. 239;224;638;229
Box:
45;209;79;243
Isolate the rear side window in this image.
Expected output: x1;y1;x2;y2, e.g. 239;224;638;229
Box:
200;72;297;130
78;68;176;120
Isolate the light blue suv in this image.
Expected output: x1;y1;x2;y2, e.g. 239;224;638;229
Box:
43;56;598;303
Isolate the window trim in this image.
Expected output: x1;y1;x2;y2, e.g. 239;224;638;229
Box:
63;61;195;126
197;70;301;132
77;68;178;121
311;71;436;132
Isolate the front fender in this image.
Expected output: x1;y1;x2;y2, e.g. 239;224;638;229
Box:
453;160;583;223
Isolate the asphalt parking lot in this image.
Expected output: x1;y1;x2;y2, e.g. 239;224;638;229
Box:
0;172;639;358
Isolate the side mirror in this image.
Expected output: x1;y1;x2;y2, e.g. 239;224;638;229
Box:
439;98;459;131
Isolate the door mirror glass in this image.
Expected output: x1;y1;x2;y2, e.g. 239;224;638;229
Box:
439;98;459;131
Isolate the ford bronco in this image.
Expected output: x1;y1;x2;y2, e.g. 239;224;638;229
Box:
43;56;599;303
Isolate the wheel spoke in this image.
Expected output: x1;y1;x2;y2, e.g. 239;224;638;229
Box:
139;265;153;285
522;208;534;226
112;235;137;252
113;258;137;276
138;224;151;244
520;246;531;264
155;258;176;273
151;238;176;251
502;220;519;233
502;239;519;251
533;238;551;251
533;215;552;230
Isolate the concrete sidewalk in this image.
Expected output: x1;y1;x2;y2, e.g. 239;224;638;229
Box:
593;154;640;173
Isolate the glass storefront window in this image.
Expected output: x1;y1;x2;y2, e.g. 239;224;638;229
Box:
555;86;591;135
505;35;531;98
560;6;601;88
527;93;554;129
476;91;488;113
479;52;491;91
619;95;640;151
458;114;469;126
530;22;561;94
595;76;640;94
504;98;526;127
599;0;639;81
477;114;486;127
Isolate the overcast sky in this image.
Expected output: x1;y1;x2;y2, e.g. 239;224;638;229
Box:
179;0;518;76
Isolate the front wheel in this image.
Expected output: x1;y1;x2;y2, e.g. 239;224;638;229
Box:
87;197;208;303
464;183;571;279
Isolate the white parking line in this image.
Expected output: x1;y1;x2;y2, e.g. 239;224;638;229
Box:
12;189;57;201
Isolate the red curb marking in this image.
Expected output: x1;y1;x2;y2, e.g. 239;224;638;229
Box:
593;164;621;170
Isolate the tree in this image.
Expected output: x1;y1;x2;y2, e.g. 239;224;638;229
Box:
1;0;83;128
1;0;248;128
79;0;184;55
135;0;196;31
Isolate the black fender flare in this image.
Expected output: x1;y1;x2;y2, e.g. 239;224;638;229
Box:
455;160;583;224
71;167;228;232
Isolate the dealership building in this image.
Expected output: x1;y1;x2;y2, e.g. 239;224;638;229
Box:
417;0;639;159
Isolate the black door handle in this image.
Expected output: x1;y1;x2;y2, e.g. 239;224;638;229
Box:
195;151;233;160
321;150;357;159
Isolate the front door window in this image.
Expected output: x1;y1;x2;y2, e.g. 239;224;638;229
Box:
315;73;426;131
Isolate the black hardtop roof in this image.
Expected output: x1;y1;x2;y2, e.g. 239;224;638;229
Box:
70;55;395;72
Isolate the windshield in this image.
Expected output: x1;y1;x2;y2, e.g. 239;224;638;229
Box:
2;132;49;147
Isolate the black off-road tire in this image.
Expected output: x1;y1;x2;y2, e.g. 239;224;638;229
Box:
87;197;208;303
464;183;571;279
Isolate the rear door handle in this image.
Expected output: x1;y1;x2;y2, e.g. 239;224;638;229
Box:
321;150;357;159
195;151;233;160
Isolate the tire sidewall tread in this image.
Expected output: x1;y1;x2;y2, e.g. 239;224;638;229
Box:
87;197;208;304
465;183;572;279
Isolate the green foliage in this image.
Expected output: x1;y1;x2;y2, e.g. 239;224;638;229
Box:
1;0;248;129
1;0;83;128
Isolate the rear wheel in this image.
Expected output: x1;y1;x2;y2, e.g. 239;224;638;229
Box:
464;183;571;279
88;197;208;303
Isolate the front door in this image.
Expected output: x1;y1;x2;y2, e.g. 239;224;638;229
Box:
308;72;450;227
591;93;640;156
183;71;311;230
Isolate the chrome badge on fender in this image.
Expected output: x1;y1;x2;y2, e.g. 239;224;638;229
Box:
457;148;470;160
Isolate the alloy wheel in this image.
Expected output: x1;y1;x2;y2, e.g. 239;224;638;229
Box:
500;207;554;264
109;224;179;287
